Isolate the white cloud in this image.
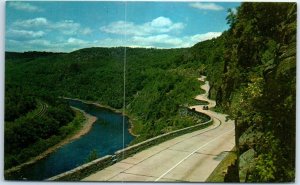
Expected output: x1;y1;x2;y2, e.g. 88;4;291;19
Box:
100;16;184;36
7;37;91;52
131;34;183;47
91;32;221;49
128;32;221;48
81;28;93;35
150;17;172;27
51;20;81;35
189;32;222;43
6;30;222;52
27;39;51;46
7;31;222;52
11;18;92;36
67;37;88;45
13;17;48;28
7;29;45;39
189;3;224;11
9;2;42;12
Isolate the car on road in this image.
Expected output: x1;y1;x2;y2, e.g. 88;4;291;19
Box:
203;105;209;110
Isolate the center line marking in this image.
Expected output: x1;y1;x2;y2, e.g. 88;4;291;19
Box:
155;128;234;181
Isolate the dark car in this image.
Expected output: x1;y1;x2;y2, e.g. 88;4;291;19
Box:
203;105;209;110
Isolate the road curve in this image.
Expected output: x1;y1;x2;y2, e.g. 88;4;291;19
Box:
83;76;235;182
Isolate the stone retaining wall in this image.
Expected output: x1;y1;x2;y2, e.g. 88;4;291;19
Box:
114;118;212;161
48;116;212;181
47;155;113;181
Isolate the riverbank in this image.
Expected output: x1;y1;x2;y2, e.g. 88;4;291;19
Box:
62;97;123;114
29;108;98;162
127;118;140;137
5;108;97;174
62;97;139;137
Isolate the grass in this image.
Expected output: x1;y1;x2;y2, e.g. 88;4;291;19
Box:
206;147;237;182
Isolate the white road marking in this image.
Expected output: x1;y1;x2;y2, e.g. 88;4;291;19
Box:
155;128;234;181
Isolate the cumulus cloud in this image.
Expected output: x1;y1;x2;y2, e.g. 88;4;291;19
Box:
7;37;91;52
99;16;221;48
9;2;42;12
7;17;94;52
127;32;221;48
101;16;184;36
7;31;222;52
189;32;222;43
150;17;172;27
52;20;92;35
81;28;93;35
7;13;222;52
130;34;182;47
87;31;220;49
189;3;224;11
7;29;45;39
13;17;48;28
7;39;59;52
11;18;92;36
67;37;88;45
51;20;81;35
27;39;51;46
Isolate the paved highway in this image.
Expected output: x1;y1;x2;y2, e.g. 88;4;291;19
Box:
83;76;235;182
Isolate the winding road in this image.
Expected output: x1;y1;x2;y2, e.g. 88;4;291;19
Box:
83;76;235;182
30;101;48;118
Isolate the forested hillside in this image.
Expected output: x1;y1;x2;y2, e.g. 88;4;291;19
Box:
190;3;296;182
5;2;296;182
5;47;209;169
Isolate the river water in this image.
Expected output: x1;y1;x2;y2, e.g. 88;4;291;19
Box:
16;99;134;180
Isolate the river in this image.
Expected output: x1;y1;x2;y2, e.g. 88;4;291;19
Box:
16;99;134;180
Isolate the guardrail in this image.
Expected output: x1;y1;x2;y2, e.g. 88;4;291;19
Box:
48;115;212;181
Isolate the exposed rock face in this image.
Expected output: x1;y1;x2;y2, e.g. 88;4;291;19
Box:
239;149;256;182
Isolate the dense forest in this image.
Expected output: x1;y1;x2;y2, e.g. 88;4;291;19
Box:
5;48;209;168
194;3;296;182
5;2;296;182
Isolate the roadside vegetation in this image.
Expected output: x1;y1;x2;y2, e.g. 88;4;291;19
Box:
198;3;296;182
5;2;296;182
206;149;237;182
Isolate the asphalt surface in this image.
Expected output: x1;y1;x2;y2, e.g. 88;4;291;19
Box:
83;76;235;182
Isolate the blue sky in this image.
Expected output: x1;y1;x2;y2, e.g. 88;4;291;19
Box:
6;1;240;52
